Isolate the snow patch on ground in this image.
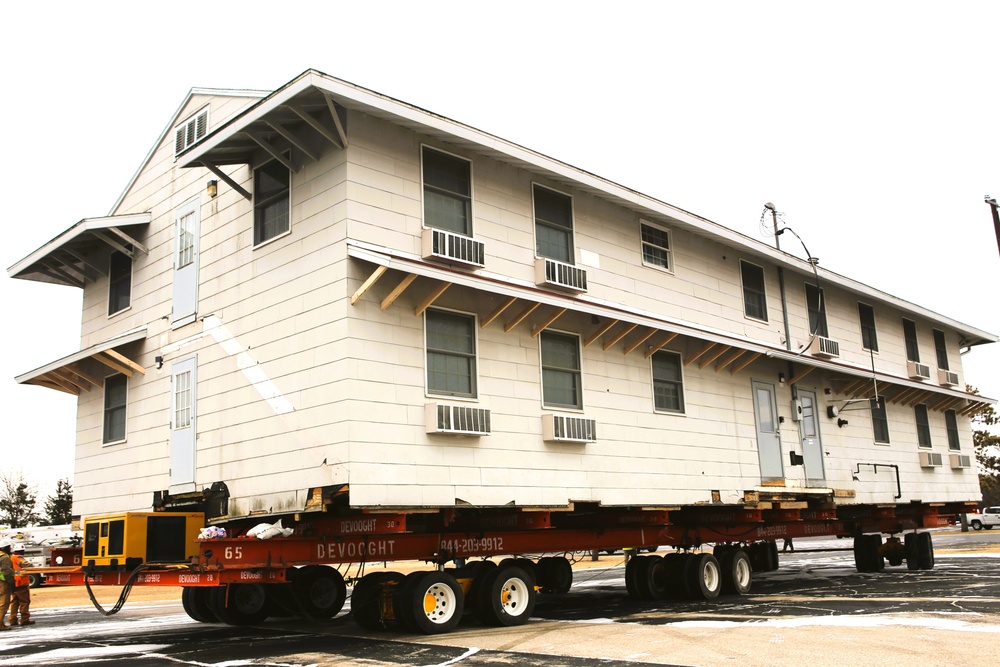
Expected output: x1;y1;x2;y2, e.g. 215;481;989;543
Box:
669;613;1000;633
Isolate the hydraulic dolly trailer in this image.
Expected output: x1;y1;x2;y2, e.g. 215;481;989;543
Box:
38;497;969;635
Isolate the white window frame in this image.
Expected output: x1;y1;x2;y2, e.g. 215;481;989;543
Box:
651;349;686;415
102;373;128;446
539;329;584;411
902;318;920;363
870;397;890;444
253;158;292;248
107;250;133;318
424;307;479;400
804;282;829;338
639;219;673;273
933;329;950;371
739;260;768;323
532;183;576;264
174;107;209;156
858;301;879;352
421;145;474;236
914;403;932;448
945;409;961;450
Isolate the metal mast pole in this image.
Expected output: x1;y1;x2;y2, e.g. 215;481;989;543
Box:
987;196;1000;258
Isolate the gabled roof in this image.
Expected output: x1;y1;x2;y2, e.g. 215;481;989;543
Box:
181;69;997;347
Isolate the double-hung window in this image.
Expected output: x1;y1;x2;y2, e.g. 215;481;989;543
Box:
933;329;949;370
540;331;582;409
652;351;685;413
858;303;878;352
533;185;574;263
426;309;477;397
945;409;961;450
870;397;890;444
805;283;829;338
108;251;132;316
740;261;768;321
103;374;128;444
640;221;673;272
423;147;472;235
254;160;290;245
914;404;932;448
902;319;920;362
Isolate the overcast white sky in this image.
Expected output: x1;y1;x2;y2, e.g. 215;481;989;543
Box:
1;1;997;501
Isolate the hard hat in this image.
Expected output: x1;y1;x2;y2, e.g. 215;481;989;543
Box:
0;541;11;550
12;544;24;553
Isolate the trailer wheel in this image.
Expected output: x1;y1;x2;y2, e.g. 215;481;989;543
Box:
720;549;752;595
685;553;722;600
537;556;573;594
916;531;934;570
182;587;219;623
624;554;644;599
662;552;689;599
28;574;43;589
904;533;920;570
292;565;347;619
395;571;464;634
210;583;269;626
853;534;884;573
474;565;536;626
506;558;538;584
352;571;404;631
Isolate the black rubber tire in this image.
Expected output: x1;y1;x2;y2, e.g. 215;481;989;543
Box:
537;556;573;594
853;534;884;572
474;565;536;626
904;533;920;570
684;553;722;600
352;571;404;631
749;542;777;573
663;552;690;599
395;571;464;635
507;558;538;584
182;587;215;623
624;554;643;599
971;520;983;531
292;565;347;619
720;548;752;595
917;531;935;570
209;583;269;626
985;525;993;530
28;574;43;589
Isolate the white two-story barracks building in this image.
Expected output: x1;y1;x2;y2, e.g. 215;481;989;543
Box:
9;70;996;522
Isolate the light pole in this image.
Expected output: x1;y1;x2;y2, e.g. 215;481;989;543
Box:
987;196;1000;258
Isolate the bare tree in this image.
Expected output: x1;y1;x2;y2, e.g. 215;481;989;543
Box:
0;469;41;528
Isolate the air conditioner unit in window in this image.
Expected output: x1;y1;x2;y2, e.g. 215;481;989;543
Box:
542;414;596;443
535;258;587;292
809;336;840;358
950;453;972;469
918;451;942;468
907;361;931;381
426;403;491;436
421;228;485;268
938;369;959;387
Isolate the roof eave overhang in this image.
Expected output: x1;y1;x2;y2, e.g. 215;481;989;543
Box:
15;326;148;394
7;213;152;287
346;240;997;413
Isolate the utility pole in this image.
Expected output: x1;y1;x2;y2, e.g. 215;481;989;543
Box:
765;203;793;352
987;196;1000;258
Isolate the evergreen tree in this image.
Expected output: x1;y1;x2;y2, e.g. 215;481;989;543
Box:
969;385;1000;506
44;478;74;525
0;471;41;528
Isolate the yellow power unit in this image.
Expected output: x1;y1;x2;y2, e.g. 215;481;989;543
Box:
82;512;204;570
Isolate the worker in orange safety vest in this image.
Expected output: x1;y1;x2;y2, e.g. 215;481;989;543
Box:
0;542;12;631
6;545;33;626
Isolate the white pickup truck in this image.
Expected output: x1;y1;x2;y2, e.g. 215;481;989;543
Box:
968;506;1000;530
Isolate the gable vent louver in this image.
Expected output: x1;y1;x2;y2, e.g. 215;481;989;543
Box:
426;403;491;436
422;228;485;268
175;109;208;156
535;258;588;292
542;414;596;443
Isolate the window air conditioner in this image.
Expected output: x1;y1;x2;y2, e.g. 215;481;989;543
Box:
907;361;931;381
949;453;971;469
809;336;840;358
542;414;596;443
426;403;491;436
421;228;485;268
535;258;588;292
918;451;942;468
938;369;959;387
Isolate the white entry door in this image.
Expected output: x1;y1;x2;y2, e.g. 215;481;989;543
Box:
752;380;784;481
170;356;198;493
172;198;200;328
798;389;827;485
